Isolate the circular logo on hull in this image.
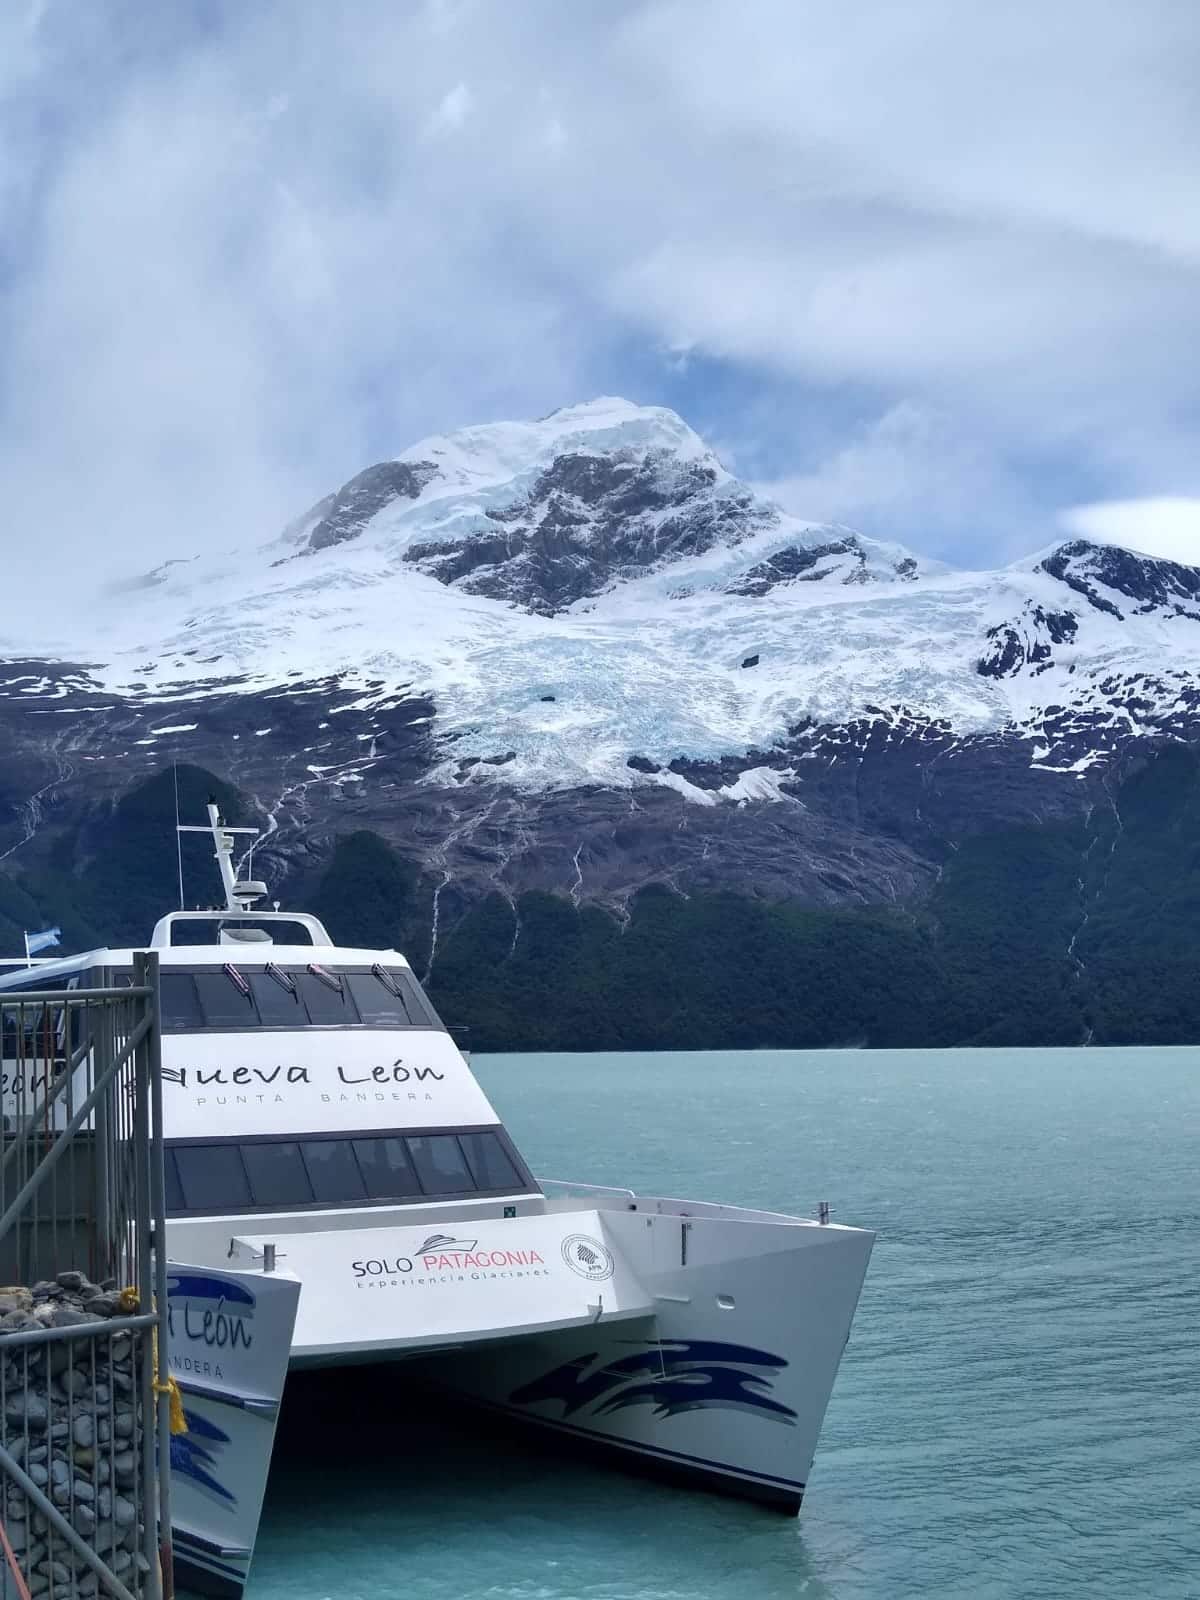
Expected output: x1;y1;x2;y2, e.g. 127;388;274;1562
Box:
561;1234;615;1282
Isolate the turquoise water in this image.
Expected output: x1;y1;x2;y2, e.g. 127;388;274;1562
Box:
244;1048;1200;1600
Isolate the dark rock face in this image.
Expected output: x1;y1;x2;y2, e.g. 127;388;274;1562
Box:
977;605;1079;679
1038;540;1200;621
289;460;437;558
724;539;920;597
404;449;773;614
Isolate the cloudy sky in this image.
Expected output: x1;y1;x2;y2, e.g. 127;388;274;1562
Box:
2;0;1198;606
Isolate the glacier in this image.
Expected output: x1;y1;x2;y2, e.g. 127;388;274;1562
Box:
5;397;1200;801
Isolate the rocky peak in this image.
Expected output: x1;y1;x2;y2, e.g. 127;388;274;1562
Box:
1038;539;1200;621
404;441;772;615
293;460;438;558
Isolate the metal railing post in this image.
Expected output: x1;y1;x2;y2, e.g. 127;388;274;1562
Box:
145;953;174;1600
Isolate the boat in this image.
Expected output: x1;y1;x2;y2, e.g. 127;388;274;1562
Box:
0;803;875;1596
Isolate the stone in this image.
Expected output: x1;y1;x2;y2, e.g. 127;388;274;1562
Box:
54;1271;86;1293
26;1462;48;1488
57;1367;90;1398
0;1309;42;1333
47;1345;73;1377
5;1393;48;1430
81;1292;125;1319
112;1494;136;1528
50;1305;102;1328
71;1413;94;1448
72;1501;96;1536
49;1458;69;1487
72;1477;95;1503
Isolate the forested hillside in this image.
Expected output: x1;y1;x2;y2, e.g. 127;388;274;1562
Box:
3;749;1198;1051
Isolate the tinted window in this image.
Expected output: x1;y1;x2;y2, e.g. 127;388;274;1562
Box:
459;1131;523;1192
242;1141;313;1207
164;1130;535;1213
346;972;413;1027
163;1149;185;1213
353;1137;422;1199
408;1135;473;1195
248;970;303;1027
160;973;203;1032
302;1138;366;1202
298;972;358;1026
193;971;256;1029
174;1144;251;1210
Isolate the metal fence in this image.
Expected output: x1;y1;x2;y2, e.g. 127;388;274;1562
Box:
0;954;172;1599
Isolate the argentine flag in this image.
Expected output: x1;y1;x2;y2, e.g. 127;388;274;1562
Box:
24;927;61;957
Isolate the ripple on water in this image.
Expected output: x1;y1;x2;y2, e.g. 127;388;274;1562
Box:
219;1048;1200;1600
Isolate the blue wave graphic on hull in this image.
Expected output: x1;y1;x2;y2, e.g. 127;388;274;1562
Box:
171;1408;237;1506
167;1273;256;1308
510;1340;797;1425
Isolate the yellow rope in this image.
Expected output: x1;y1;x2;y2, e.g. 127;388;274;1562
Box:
121;1288;188;1435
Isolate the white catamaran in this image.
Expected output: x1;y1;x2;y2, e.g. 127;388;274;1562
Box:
0;804;874;1596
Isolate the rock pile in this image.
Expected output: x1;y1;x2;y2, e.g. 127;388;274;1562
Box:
0;1271;151;1598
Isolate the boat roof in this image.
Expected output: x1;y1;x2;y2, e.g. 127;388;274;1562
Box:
0;942;416;989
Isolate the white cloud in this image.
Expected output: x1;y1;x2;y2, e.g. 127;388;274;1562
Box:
1058;499;1200;566
0;0;1197;607
760;403;1043;562
424;81;474;138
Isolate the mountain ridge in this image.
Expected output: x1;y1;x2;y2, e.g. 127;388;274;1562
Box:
3;397;1200;1043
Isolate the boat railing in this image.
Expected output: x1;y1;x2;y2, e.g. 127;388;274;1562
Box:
539;1177;638;1202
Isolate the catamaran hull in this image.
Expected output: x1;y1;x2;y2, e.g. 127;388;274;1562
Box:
178;1202;872;1594
414;1206;874;1513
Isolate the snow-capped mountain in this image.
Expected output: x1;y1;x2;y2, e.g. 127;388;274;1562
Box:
4;397;1200;930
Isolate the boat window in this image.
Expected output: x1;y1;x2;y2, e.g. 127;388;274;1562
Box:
296;971;359;1027
407;1134;474;1196
459;1131;523;1192
163;1149;185;1213
352;1137;423;1200
193;970;257;1029
1;1003;62;1059
174;1143;252;1210
248;969;303;1027
163;1127;536;1214
301;1138;367;1202
157;965;437;1032
159;973;203;1032
346;971;414;1027
241;1141;313;1207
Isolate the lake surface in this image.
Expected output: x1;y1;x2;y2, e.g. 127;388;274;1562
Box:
242;1048;1200;1600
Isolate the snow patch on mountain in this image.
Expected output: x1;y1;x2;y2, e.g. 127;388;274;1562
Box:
9;399;1200;802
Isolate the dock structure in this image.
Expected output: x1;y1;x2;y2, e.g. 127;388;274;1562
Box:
0;954;173;1599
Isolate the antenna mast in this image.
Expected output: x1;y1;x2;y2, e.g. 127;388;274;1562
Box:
177;799;266;913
